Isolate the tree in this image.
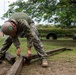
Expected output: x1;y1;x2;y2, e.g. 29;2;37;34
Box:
55;0;76;28
3;0;58;22
2;0;76;28
3;0;27;18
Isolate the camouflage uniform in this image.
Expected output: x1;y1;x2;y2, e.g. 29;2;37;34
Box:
0;12;47;59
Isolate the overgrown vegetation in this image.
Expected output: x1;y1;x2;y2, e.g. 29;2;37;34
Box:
38;28;76;38
2;0;76;28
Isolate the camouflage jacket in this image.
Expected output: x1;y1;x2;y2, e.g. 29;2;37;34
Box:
6;12;39;49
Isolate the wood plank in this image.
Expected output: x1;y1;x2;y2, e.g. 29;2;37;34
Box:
6;47;69;75
6;56;24;75
46;47;66;56
5;52;16;64
23;47;67;60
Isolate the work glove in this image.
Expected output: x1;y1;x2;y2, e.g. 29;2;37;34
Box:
16;48;21;56
27;48;31;58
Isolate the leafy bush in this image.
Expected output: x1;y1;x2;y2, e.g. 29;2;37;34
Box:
38;28;76;37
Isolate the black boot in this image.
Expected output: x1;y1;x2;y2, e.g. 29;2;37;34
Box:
0;53;2;64
0;52;5;64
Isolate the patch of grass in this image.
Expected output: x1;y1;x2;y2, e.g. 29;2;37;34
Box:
48;50;76;62
0;37;76;59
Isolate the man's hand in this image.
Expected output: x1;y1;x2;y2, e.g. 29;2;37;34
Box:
16;48;21;56
27;48;31;58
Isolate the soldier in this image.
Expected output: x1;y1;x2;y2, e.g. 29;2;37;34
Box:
0;12;48;67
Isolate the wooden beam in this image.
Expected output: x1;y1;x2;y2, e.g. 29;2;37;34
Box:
5;52;16;64
6;47;69;75
23;47;67;60
6;56;24;75
46;47;66;56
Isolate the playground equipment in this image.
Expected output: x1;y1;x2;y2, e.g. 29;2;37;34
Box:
73;34;76;40
46;32;57;40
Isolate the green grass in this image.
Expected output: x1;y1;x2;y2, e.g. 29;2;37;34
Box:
48;50;76;61
0;37;76;59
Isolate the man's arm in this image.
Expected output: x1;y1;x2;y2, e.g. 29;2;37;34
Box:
16;19;32;57
26;33;34;57
12;37;21;56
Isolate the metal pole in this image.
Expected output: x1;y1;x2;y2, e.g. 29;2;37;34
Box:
4;0;5;13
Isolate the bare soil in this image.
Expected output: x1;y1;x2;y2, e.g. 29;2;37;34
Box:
0;60;11;75
20;51;76;75
0;40;76;75
0;50;76;75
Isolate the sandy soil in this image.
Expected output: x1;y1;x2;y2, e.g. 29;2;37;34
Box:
0;61;11;75
0;55;76;75
20;56;76;75
0;50;76;75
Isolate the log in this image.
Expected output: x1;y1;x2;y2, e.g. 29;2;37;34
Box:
6;47;68;75
47;47;66;55
5;52;16;64
6;56;24;75
23;47;67;60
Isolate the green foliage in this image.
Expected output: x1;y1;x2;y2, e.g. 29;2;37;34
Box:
38;28;76;37
3;0;27;18
2;0;57;22
55;0;76;28
2;0;76;28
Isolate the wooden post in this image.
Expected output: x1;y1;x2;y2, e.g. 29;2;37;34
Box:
46;47;66;56
5;52;16;64
23;47;67;60
6;56;24;75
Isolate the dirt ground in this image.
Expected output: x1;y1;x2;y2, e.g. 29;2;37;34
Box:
1;43;76;75
0;60;11;75
0;51;76;75
20;51;76;75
